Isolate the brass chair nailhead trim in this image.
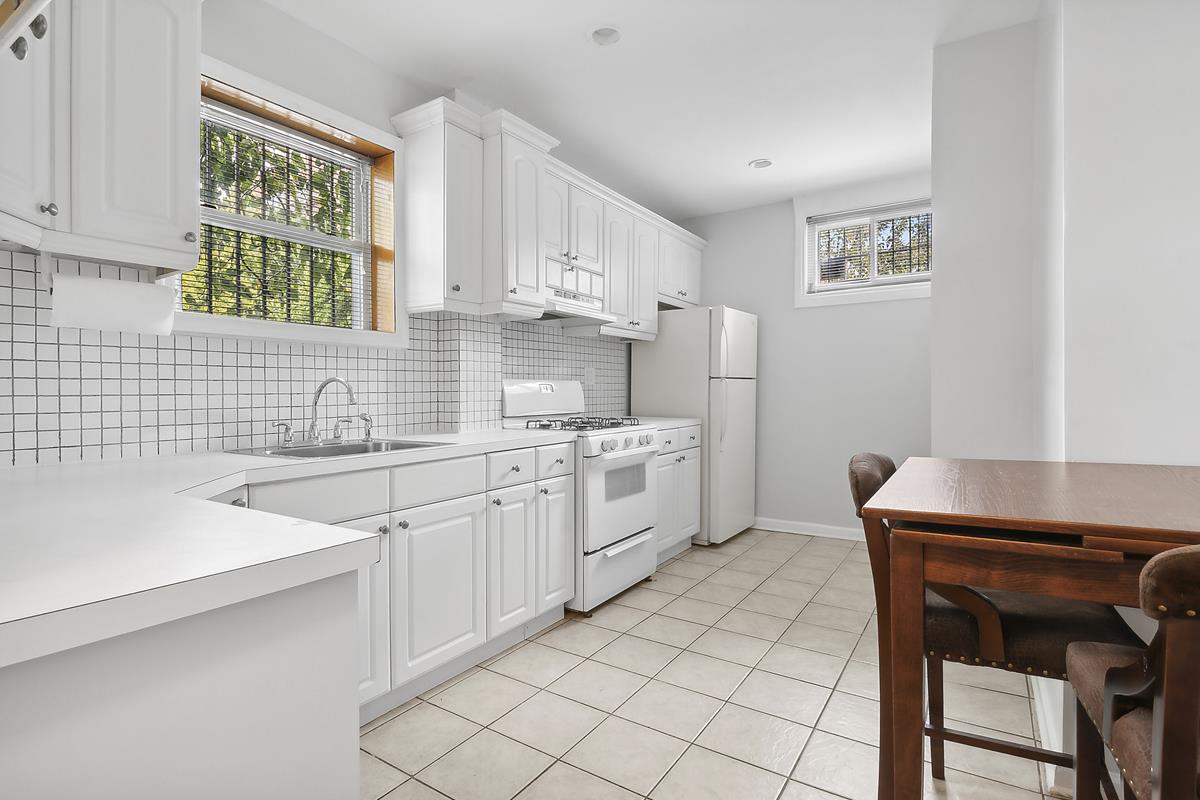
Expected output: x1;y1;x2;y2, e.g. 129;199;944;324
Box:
1157;604;1168;612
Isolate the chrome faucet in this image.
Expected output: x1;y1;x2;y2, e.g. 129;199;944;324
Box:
308;377;358;443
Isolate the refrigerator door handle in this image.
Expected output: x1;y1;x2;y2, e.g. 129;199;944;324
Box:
720;321;729;378
719;378;729;452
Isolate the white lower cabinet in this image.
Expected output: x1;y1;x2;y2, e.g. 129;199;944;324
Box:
654;445;702;555
486;483;538;638
535;476;575;613
337;514;392;704
390;494;487;687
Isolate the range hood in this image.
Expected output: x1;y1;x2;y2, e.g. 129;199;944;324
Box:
541;295;616;325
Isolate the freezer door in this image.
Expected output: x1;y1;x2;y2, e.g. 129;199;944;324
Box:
706;378;756;543
709;306;758;378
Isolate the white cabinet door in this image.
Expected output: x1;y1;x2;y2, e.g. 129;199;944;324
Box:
543;172;570;264
535;476;575;613
682;243;702;306
633;218;660;334
486;483;537;639
391;494;487;686
677;448;702;539
70;0;200;257
603;203;634;330
0;23;53;228
655;453;678;555
569;185;604;272
502;133;544;304
338;514;391;704
658;232;685;305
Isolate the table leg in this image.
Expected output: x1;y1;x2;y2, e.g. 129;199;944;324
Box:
863;518;894;800
890;532;925;798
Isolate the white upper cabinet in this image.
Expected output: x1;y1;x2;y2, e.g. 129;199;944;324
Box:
543;172;570;264
603;203;634;330
69;0;200;256
658;231;701;308
633;219;660;334
0;15;53;236
499;133;545;306
0;0;202;271
568;186;604;272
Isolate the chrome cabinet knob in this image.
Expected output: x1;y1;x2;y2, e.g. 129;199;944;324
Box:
39;202;58;216
664;439;672;446
689;435;696;441
451;284;461;292
184;231;197;243
30;14;48;39
555;457;564;464
540;487;550;495
492;498;502;505
565;265;575;272
230;497;246;507
11;36;28;60
377;524;390;535
511;464;521;472
571;254;579;261
398;520;410;530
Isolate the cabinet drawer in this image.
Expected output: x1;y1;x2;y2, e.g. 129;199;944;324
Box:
249;469;389;524
487;448;536;489
679;426;701;450
391;456;486;510
656;428;680;455
535;443;574;480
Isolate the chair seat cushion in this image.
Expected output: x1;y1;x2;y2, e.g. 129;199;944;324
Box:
1110;707;1199;799
925;588;1142;678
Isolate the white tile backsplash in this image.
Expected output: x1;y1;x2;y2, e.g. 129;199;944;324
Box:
0;251;629;466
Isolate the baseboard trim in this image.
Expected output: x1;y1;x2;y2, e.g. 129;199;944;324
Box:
753;516;863;542
1031;676;1074;796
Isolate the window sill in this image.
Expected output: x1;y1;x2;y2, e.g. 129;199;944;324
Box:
172;311;408;349
794;280;930;309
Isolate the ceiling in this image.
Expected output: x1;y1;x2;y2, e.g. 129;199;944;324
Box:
261;0;1039;223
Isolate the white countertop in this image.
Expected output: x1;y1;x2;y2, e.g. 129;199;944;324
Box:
638;416;703;430
0;428;576;667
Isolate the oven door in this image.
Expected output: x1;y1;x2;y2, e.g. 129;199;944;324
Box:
581;446;658;554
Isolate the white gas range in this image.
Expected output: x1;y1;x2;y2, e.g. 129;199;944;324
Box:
502;380;659;612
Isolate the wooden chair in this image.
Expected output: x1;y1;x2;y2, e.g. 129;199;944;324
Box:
1068;544;1200;800
848;452;1144;782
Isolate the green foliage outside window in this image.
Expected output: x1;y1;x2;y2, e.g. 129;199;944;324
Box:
181;115;363;328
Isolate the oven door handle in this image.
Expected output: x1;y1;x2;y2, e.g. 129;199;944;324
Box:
603;531;655;558
587;446;658;464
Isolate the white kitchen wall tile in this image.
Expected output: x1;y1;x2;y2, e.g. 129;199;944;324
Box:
0;252;628;465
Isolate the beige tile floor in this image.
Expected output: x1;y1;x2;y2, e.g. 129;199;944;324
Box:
360;529;1058;800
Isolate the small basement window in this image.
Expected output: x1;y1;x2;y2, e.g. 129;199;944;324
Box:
798;200;932;306
175;77;397;337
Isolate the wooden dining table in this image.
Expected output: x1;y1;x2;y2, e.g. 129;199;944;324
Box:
860;457;1200;799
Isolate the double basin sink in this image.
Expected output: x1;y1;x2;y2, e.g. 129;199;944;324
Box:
237;439;444;459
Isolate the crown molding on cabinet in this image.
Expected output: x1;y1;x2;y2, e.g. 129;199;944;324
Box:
391;96;483;138
479;109;560;153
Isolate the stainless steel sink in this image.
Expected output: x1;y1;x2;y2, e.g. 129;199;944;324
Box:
237;439;444;459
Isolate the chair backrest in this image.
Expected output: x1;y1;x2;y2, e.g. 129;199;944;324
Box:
1140;543;1200;619
848;452;897;518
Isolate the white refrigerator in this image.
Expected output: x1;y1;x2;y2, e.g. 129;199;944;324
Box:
631;306;758;544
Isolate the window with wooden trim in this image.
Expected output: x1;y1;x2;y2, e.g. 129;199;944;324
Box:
804;200;932;295
177;79;396;333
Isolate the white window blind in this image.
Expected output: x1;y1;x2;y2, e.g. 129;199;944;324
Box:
180;99;373;329
805;200;932;294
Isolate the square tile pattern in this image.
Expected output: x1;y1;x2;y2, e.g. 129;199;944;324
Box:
0;252;627;465
361;530;1054;800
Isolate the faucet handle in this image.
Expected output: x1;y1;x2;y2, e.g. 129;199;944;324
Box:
333;418;354;441
358;413;374;441
272;421;295;446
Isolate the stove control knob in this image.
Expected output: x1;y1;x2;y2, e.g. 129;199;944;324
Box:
625;436;634;448
646;432;654;444
600;440;610;452
637;434;647;446
606;438;618;452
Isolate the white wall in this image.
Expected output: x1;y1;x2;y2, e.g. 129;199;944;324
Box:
1061;0;1200;465
686;172;932;534
201;0;440;131
930;22;1040;459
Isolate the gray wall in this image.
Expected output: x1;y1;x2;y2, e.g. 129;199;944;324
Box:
686;174;931;533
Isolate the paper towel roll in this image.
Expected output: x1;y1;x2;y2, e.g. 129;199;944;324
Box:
49;274;176;335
